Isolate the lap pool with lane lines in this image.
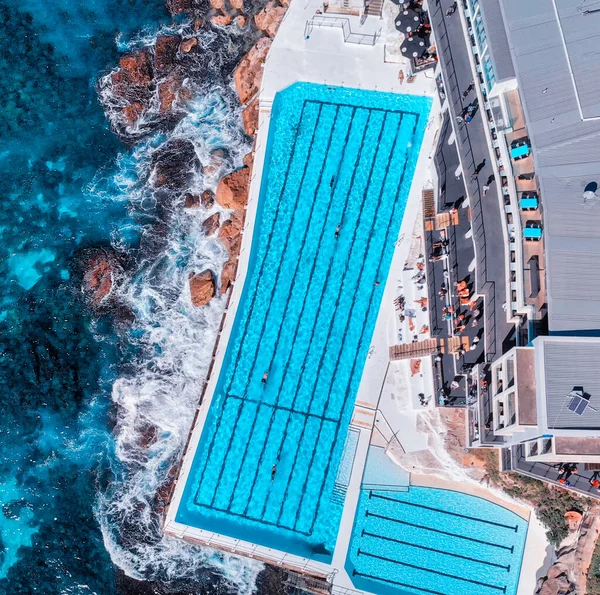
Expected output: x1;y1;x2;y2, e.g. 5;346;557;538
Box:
347;487;528;595
176;83;431;559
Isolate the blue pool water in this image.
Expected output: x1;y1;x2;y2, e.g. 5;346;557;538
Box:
347;487;528;595
177;83;431;559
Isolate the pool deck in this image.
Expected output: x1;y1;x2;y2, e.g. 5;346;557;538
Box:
164;0;551;591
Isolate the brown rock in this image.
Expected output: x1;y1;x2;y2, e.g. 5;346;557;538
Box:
158;76;182;113
203;148;228;177
220;259;237;294
189;270;216;307
179;86;193;102
167;0;193;14
243;151;254;168
151;138;200;190
202;213;221;236
193;18;205;30
83;253;114;304
234;15;248;28
216;166;251;209
219;210;244;255
201;189;216;208
211;13;233;26
209;0;225;9
154;35;181;72
116;50;153;88
184;193;201;208
230;0;244;9
139;425;159;449
254;0;287;37
242;98;259;136
234;37;272;104
122;102;145;123
536;563;573;595
180;37;198;53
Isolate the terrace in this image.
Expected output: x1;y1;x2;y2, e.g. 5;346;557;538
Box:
512;445;600;501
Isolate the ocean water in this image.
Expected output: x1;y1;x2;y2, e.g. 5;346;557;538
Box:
177;84;431;560
0;0;267;593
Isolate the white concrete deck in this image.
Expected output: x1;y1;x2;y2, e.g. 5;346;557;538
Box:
261;0;435;102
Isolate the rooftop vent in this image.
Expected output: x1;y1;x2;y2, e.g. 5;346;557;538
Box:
583;181;599;206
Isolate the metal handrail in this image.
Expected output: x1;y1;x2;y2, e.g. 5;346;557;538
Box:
305;15;382;46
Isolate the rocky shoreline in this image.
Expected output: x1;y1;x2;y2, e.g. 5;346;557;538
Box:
85;0;287;312
81;0;291;583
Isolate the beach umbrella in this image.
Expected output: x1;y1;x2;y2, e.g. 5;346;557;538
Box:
400;35;427;58
395;9;421;33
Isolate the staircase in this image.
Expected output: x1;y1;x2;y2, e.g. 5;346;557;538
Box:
331;483;347;505
364;0;383;17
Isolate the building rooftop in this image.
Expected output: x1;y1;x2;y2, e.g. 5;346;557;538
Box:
478;0;515;84
516;348;536;426
537;338;600;430
500;0;600;332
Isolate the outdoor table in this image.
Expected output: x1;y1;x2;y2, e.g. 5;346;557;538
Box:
511;144;530;159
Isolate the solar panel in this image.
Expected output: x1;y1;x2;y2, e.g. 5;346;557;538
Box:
568;391;590;416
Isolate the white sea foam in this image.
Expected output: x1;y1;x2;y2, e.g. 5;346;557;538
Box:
93;77;259;591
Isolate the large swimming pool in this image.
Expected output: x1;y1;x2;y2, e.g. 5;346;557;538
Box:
176;83;431;559
347;487;528;595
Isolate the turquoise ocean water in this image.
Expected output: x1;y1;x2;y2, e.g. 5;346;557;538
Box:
0;0;267;593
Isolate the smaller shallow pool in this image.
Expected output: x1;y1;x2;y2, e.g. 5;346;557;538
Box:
346;487;528;595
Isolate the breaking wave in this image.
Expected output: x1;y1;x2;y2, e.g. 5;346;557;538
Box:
93;28;262;592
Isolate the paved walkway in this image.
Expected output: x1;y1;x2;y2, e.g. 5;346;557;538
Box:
430;0;515;364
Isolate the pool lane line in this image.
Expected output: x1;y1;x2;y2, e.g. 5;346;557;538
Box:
361;530;511;571
200;103;326;511
218;105;344;513
369;491;519;532
259;107;379;523
352;569;449;595
301;114;419;535
276;109;392;530
191;101;316;504
193;499;314;536
312;111;407;418
314;98;422;118
247;106;365;482
229;107;355;518
227;394;340;422
290;111;406;533
235;103;342;401
366;510;515;552
357;549;508;593
238;106;364;521
244;107;374;521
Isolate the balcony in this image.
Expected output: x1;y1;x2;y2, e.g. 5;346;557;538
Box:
512;445;600;500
